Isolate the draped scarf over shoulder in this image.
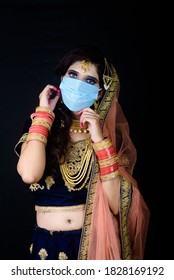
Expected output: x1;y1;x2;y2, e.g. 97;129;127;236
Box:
78;62;150;260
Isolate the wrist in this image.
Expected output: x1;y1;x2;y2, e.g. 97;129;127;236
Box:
92;137;119;182
92;137;112;151
92;137;104;144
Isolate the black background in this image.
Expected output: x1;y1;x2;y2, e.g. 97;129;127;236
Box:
0;0;161;260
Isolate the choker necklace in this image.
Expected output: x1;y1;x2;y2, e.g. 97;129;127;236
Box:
70;119;89;134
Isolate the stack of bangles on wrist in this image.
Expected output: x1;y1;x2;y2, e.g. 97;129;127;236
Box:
93;138;119;181
26;106;55;145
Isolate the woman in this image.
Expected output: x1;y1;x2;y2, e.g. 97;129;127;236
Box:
15;44;150;260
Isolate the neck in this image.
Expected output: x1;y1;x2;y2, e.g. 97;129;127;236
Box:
70;119;89;134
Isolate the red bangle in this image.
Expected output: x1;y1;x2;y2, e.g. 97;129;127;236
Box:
30;112;54;122
96;146;116;160
29;125;49;137
100;162;118;176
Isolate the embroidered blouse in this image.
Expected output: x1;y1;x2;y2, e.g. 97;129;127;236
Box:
14;118;88;207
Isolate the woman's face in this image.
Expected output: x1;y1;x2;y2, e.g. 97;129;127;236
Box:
61;61;102;117
64;61;100;87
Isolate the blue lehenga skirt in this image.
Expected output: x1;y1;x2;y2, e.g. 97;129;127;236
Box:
29;225;82;260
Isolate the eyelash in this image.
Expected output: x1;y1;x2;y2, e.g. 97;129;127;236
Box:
68;71;77;79
68;71;96;85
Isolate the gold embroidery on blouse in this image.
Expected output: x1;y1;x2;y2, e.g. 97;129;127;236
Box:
29;183;44;191
45;176;55;189
58;252;68;260
35;204;85;213
29;176;55;191
38;248;48;260
60;138;94;192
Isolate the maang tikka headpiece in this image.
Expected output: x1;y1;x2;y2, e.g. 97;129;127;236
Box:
81;59;92;72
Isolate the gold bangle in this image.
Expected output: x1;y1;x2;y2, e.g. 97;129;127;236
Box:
92;137;112;152
26;133;47;145
100;170;119;182
98;155;118;168
35;106;55;118
32;120;52;131
32;117;52;126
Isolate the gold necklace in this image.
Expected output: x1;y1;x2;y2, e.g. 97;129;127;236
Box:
70;119;89;134
59;138;94;192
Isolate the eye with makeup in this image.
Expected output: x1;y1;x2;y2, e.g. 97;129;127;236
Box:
67;70;98;85
68;70;78;79
85;77;98;85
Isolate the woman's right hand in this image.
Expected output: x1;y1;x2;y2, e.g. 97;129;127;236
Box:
39;84;60;111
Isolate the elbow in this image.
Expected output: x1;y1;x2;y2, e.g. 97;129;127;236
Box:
20;172;42;184
17;166;43;184
21;173;41;184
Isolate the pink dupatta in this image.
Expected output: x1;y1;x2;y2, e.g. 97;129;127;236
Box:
79;62;150;260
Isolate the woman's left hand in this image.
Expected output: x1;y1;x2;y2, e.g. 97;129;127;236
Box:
78;108;104;143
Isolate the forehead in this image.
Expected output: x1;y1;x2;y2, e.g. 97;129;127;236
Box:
67;61;98;77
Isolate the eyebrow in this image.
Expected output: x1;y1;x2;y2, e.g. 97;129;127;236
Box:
67;69;99;83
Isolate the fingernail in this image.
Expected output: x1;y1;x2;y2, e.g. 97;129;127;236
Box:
52;86;59;92
77;110;84;115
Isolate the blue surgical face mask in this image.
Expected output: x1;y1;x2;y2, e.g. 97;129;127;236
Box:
59;77;100;111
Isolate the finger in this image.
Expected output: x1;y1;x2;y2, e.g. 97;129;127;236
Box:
81;112;100;121
80;115;100;127
81;107;94;113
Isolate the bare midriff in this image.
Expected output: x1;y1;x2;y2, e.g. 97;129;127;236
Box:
36;205;85;231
